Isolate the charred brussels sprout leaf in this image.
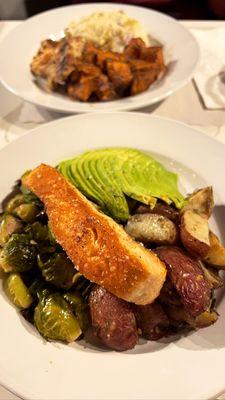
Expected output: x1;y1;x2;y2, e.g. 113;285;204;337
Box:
13;203;40;223
3;273;33;309
0;214;23;246
37;253;77;290
0;234;37;272
34;293;81;342
63;291;90;332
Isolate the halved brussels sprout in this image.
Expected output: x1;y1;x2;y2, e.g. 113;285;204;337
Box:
26;222;49;242
6;191;43;214
0;234;37;272
37;252;77;290
13;203;39;223
63;291;90;332
29;278;51;300
0;214;23;246
34;293;81;342
5;194;26;213
3;273;33;309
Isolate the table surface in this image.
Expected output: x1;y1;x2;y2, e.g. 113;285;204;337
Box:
0;19;225;400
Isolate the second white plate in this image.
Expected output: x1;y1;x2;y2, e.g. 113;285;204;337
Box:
0;3;199;114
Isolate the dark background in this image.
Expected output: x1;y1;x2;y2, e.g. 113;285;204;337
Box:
0;0;225;20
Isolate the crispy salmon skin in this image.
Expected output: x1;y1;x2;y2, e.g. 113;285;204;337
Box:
23;164;166;305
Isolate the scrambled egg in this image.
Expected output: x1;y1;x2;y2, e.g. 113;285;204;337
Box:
66;10;150;53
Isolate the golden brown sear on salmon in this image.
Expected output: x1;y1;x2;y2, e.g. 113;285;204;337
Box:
30;36;166;101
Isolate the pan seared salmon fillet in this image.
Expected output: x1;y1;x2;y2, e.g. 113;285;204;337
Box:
23;164;166;305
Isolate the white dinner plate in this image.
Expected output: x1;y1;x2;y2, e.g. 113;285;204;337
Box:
0;3;199;114
0;113;225;400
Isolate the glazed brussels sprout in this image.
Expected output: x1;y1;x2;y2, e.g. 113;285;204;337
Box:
26;222;49;242
29;278;51;300
0;234;37;273
34;293;81;342
37;252;78;290
0;214;23;246
3;273;33;309
13;203;40;223
5;194;27;213
63;291;90;332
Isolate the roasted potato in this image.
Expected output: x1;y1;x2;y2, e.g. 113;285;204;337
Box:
183;187;214;218
155;246;211;317
133;302;169;341
125;213;178;245
180;210;210;258
167;304;218;329
136;202;179;224
89;285;138;351
159;279;181;306
204;231;225;269
199;261;224;289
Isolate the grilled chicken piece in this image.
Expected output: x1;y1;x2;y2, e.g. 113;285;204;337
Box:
54;36;87;84
106;60;133;94
30;39;61;90
23;164;166;306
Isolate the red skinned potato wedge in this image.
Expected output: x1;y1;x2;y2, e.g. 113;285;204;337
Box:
155;246;211;317
204;231;225;269
183;187;214;218
180;210;210;258
199;261;224;289
89;285;138;351
167;305;218;329
133;302;169;341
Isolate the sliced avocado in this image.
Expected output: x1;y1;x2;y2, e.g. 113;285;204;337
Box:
58;148;184;221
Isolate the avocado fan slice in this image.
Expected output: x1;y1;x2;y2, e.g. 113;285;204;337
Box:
58;148;185;221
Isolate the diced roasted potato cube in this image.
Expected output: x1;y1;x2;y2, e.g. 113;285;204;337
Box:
95;74;118;101
67;76;97;101
106;60;133;94
124;38;146;60
140;46;165;70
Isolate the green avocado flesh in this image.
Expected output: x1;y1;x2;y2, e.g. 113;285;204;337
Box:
58;148;184;221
